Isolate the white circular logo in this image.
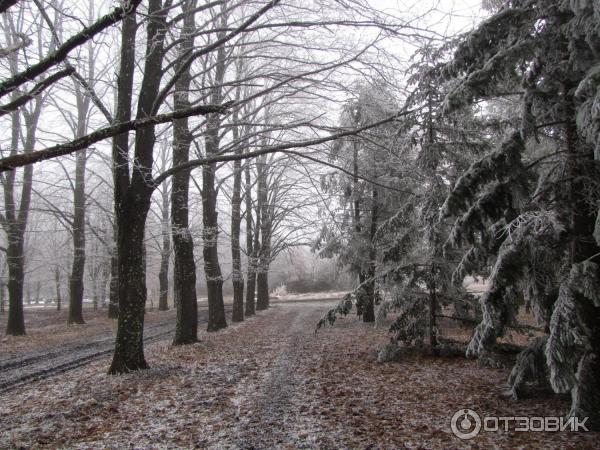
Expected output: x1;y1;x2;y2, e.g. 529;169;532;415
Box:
451;409;482;440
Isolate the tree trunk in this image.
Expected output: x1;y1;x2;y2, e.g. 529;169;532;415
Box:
202;22;228;332
202;154;227;331
4;101;39;335
108;3;137;322
54;266;61;311
352;139;367;316
109;203;150;373
429;267;438;355
245;162;256;317
109;0;166;373
172;228;198;344
158;185;170;311
107;247;118;318
68;148;87;324
100;259;109;309
255;155;270;311
158;250;169;310
256;272;269;311
362;186;378;323
5;236;25;335
0;269;5;315
171;0;198;345
230;110;244;322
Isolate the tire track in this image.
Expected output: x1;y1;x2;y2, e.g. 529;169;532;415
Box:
0;306;225;394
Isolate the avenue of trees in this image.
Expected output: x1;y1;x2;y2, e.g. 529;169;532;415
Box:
1;0;599;431
0;0;423;365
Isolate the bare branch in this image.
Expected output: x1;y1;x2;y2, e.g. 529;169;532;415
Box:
0;67;74;117
153;108;416;187
0;0;142;99
153;0;281;113
0;102;232;172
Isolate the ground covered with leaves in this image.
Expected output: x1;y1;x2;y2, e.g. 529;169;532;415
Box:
0;302;596;449
0;308;176;356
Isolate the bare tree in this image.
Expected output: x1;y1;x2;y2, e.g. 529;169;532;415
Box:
171;0;199;344
0;6;46;335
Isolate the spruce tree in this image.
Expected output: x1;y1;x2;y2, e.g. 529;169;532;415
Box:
316;80;400;322
374;44;487;354
441;0;600;428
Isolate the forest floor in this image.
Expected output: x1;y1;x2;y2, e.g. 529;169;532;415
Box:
0;301;597;449
0;308;177;356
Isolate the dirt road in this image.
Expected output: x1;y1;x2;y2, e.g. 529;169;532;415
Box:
0;302;595;449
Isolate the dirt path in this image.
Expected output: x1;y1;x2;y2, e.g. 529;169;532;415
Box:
0;302;596;449
222;307;322;449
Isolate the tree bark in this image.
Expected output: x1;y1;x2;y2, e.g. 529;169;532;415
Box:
5;236;25;335
54;266;61;311
0;265;5;314
245;161;256;317
107;245;118;318
109;0;166;373
202;149;227;331
67;7;95;323
107;4;137;322
230;107;244;322
202;19;227;332
429;265;438;354
352;139;367;316
68;149;86;324
171;0;198;344
158;184;170;311
255;155;271;311
4;78;40;335
362;186;378;323
109;203;151;373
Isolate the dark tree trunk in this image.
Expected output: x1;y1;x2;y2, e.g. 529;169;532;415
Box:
255;156;270;311
4;93;39;335
202;154;227;331
352;140;367;316
108;3;137;322
158;185;170;312
100;259;110;309
109;203;151;373
107;247;118;318
68;148;87;325
362;186;378;323
172;228;198;344
429;266;438;355
171;0;198;345
54;268;61;312
158;251;169;310
109;0;166;373
202;24;227;332
0;271;5;315
256;272;269;311
230;109;244;322
5;237;25;335
245;162;256;317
